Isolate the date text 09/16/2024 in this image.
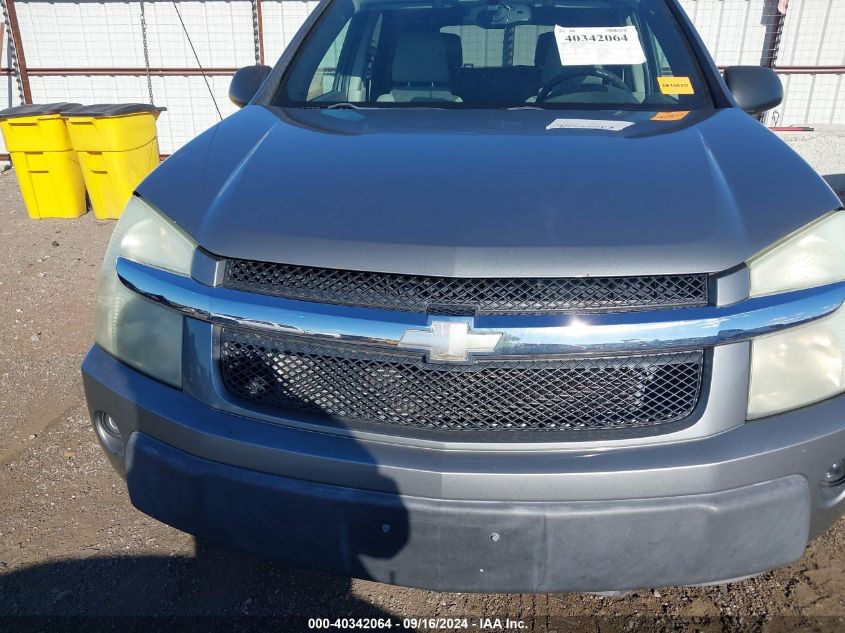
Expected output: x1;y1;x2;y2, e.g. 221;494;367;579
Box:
307;618;527;630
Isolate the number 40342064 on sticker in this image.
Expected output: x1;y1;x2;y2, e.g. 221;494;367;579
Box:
553;25;647;66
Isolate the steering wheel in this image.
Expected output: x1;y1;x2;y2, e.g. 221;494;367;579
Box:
537;68;631;102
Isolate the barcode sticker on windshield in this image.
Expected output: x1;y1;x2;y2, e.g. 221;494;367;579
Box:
554;26;646;66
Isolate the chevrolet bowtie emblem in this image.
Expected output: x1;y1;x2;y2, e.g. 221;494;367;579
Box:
397;321;503;363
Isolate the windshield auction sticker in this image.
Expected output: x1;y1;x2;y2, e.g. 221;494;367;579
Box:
651;110;690;121
554;25;646;66
546;118;634;131
657;76;695;94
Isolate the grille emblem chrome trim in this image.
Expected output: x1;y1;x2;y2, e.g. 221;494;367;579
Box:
397;321;503;363
116;257;845;357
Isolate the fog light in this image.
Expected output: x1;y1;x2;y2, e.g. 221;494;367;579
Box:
102;413;120;437
94;411;124;455
823;460;845;487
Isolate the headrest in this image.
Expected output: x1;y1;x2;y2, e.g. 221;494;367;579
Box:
536;31;564;83
441;32;463;69
535;31;555;67
393;31;451;85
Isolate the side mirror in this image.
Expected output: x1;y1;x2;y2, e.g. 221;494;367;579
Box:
723;66;783;114
229;65;272;108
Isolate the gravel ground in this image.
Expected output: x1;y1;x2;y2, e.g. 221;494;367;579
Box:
1;130;844;632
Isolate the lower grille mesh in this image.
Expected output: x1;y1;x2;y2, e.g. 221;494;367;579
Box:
220;329;704;435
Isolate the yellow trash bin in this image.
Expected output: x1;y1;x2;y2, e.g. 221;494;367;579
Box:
0;103;86;219
63;104;165;220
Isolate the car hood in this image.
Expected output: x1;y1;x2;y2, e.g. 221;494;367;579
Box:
138;106;841;277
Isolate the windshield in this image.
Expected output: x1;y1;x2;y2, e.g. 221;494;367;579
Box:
276;0;713;110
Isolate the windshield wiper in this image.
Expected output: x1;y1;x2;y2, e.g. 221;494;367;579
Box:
507;105;544;111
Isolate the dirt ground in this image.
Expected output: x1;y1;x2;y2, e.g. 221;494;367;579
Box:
1;158;845;632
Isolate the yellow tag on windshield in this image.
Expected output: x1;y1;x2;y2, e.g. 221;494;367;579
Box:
651;111;690;121
658;76;695;95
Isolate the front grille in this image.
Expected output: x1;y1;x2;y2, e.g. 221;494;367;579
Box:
223;259;709;315
220;329;705;436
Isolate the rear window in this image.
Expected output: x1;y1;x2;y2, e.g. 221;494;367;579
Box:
276;0;713;110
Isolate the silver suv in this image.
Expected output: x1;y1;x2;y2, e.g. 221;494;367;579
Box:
82;0;845;592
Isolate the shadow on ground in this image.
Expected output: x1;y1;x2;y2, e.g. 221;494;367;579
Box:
0;539;393;631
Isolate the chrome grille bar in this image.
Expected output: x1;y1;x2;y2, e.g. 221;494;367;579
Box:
117;257;845;356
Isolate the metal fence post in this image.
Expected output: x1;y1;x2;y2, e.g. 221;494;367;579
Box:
1;0;31;104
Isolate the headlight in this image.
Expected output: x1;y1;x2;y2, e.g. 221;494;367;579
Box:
749;212;845;297
747;211;845;419
94;197;196;387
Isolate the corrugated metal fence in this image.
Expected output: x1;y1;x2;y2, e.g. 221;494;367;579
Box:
1;0;843;155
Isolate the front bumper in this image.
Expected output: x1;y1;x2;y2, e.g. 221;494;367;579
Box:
82;345;845;593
